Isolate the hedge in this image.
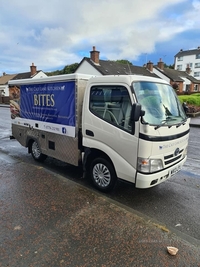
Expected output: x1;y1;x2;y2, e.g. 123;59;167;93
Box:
178;93;200;106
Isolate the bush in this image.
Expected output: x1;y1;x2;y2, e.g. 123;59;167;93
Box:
178;93;200;106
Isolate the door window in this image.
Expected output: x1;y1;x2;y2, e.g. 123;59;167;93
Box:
89;86;132;132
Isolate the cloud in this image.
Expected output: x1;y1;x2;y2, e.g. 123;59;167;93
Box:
0;0;199;73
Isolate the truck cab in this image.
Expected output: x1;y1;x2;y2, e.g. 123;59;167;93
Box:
82;75;190;191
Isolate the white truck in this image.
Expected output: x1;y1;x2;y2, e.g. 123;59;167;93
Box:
9;73;190;192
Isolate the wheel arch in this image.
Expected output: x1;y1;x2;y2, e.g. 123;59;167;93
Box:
27;137;36;154
83;147;117;176
28;138;47;162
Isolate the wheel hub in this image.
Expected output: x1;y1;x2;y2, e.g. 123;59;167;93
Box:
93;163;111;187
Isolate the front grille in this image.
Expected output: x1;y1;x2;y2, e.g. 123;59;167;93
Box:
164;149;183;166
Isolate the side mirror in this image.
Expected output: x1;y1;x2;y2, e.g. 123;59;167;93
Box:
182;102;188;114
130;103;145;134
130;103;145;122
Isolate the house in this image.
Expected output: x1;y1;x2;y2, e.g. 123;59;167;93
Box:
0;63;47;99
174;47;200;79
148;59;200;93
0;73;17;96
0;73;17;103
11;63;47;81
75;46;158;78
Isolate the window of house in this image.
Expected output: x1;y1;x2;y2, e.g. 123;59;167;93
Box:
177;65;182;70
195;63;200;68
186;85;190;92
196;54;200;59
177;56;183;61
89;86;132;132
194;84;198;91
194;72;200;77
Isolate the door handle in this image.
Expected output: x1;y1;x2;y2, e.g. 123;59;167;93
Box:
86;129;94;136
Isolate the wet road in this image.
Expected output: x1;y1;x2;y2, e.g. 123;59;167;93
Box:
1;154;200;267
0;107;200;246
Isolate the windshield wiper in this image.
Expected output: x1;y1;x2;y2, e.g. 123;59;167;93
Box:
163;104;172;116
154;117;177;130
176;118;187;128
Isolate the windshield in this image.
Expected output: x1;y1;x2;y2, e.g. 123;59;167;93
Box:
133;81;187;126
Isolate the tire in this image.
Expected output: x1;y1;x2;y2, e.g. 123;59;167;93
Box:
30;140;47;162
90;157;117;192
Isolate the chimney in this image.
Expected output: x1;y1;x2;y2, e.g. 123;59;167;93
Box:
157;58;164;70
30;63;37;76
186;64;191;74
90;46;100;64
147;61;153;72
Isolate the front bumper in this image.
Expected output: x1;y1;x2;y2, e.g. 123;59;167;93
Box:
135;156;187;189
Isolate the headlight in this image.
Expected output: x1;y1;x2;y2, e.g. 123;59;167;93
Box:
137;158;163;173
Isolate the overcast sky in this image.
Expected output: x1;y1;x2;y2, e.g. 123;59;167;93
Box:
1;0;200;74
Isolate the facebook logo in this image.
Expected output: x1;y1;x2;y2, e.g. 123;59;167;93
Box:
62;127;67;134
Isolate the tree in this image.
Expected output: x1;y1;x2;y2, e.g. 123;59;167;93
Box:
115;60;133;65
62;63;79;74
164;63;174;69
46;63;79;76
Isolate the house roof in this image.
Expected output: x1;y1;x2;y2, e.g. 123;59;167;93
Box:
11;70;42;80
78;57;158;78
154;66;200;84
175;48;200;57
0;74;17;85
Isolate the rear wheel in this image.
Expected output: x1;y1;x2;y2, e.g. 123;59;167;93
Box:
30;140;47;162
90;157;117;192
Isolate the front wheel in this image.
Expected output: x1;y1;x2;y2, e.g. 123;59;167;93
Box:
30;140;47;162
90;157;117;192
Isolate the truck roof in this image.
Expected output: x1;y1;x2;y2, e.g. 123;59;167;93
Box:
8;73;94;85
8;73;169;86
87;75;169;85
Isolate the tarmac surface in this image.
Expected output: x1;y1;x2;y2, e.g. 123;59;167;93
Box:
0;104;200;266
0;158;200;267
188;116;200;127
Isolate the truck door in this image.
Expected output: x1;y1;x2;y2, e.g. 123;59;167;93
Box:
84;85;139;184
